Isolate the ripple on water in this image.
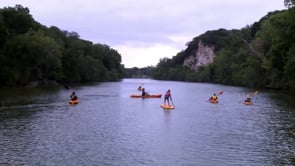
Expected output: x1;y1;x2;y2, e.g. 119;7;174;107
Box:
0;79;295;165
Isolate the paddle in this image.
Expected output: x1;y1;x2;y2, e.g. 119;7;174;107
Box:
217;91;224;96
170;96;175;107
253;90;258;96
64;85;70;90
246;90;258;99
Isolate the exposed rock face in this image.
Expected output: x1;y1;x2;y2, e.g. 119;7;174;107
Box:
183;40;215;71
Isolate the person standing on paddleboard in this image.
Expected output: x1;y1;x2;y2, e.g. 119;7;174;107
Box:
164;89;172;105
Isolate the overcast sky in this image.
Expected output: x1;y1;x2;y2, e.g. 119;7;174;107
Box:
1;0;286;68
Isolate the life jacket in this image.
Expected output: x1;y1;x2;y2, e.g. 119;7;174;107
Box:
211;95;217;100
165;91;170;97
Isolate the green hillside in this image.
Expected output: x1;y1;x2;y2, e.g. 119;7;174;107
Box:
152;5;295;92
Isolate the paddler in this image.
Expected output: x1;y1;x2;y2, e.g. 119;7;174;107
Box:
138;83;143;91
138;85;142;91
142;88;148;96
70;91;78;101
244;94;251;103
164;89;172;105
209;93;218;101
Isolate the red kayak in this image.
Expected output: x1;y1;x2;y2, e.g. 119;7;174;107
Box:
130;94;162;98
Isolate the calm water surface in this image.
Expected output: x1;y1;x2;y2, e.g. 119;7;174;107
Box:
0;79;294;165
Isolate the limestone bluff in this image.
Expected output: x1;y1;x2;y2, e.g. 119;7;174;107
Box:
183;40;215;71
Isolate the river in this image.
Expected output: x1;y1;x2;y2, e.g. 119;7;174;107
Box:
0;78;294;165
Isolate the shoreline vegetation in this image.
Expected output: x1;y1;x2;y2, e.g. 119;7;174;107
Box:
1;3;295;94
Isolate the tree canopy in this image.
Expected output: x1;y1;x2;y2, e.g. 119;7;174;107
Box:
284;0;295;8
0;5;123;87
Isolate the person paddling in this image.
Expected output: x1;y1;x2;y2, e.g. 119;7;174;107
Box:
70;91;78;101
138;83;143;91
244;94;251;103
141;88;149;96
164;89;172;105
209;93;218;101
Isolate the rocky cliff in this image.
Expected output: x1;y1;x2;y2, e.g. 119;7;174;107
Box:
183;40;215;71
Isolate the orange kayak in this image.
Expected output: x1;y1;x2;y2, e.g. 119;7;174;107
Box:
209;99;218;104
130;94;162;98
69;99;80;105
244;101;253;105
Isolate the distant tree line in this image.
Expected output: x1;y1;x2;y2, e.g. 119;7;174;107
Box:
0;5;123;87
124;67;154;78
152;3;295;92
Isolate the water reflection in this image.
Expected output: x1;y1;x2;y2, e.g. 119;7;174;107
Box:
0;79;294;165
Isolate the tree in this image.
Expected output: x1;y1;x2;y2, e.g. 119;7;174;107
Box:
284;0;295;8
1;5;34;34
0;5;124;86
2;31;62;85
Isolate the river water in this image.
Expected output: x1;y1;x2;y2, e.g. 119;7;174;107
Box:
0;78;294;165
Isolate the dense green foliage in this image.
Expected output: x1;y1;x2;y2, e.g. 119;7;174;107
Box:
152;7;295;92
0;5;123;87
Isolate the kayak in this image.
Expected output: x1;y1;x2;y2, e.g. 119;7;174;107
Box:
244;101;253;105
130;94;162;98
69;99;80;105
209;99;218;104
161;104;175;109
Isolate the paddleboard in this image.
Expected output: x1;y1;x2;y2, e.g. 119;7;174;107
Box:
161;104;175;109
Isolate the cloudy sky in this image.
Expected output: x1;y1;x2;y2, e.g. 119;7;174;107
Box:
0;0;285;68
